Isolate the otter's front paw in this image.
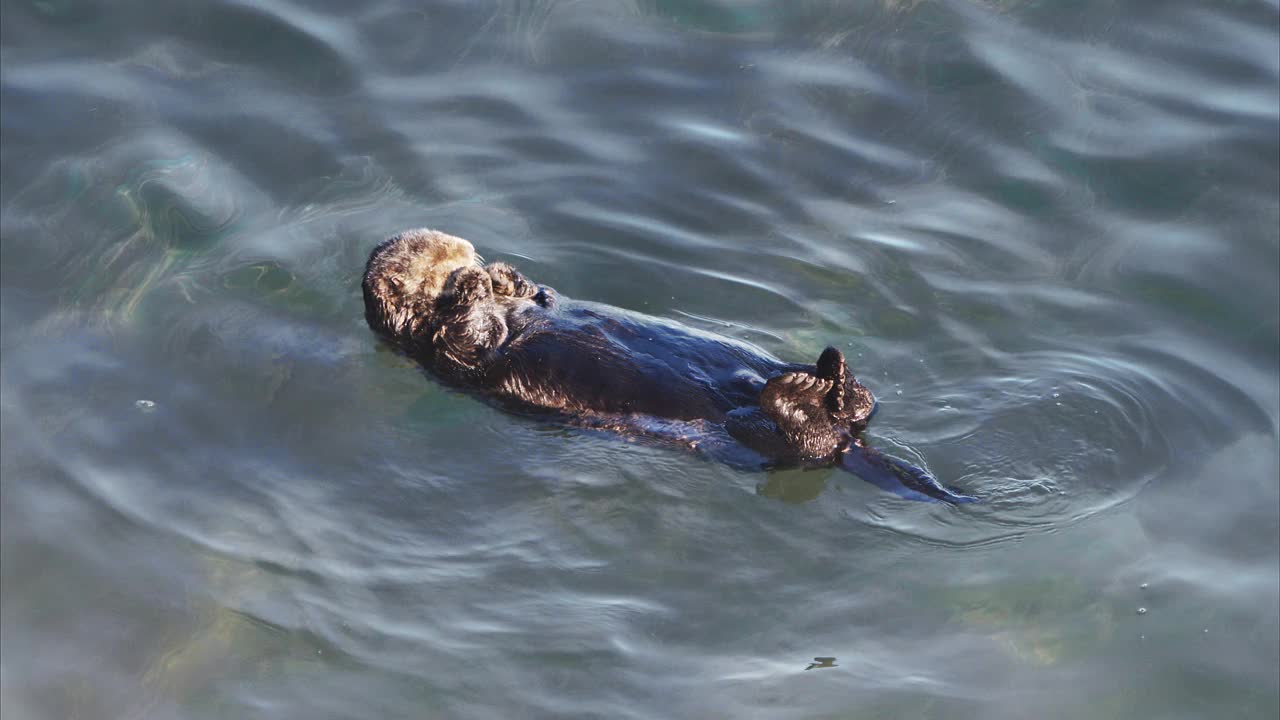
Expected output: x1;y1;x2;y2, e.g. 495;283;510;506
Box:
814;346;875;426
485;262;537;299
760;372;841;458
442;266;494;305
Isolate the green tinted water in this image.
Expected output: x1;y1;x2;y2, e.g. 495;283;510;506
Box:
2;1;1277;718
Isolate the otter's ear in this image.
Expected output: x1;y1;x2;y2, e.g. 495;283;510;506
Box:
377;276;405;299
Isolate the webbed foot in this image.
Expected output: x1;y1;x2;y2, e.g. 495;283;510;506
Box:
760;372;841;458
838;439;978;504
815;346;875;427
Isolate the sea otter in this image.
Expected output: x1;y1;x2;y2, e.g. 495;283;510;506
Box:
363;228;974;503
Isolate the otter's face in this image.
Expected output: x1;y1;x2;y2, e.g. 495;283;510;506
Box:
362;229;479;339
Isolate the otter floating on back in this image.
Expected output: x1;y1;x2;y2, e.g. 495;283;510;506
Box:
363;228;975;503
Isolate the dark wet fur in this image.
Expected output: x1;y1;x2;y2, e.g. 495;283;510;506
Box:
363;230;973;503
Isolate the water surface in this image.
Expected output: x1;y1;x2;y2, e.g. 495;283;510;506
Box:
2;1;1278;718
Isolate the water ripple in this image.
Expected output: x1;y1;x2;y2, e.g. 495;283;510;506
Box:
2;0;1276;717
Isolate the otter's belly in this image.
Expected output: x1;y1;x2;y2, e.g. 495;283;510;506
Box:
490;300;787;420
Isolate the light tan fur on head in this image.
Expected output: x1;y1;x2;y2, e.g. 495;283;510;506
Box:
362;229;480;338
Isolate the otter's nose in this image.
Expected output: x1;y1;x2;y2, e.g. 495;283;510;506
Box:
532;287;556;308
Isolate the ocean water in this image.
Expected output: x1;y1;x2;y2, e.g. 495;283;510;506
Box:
1;1;1277;718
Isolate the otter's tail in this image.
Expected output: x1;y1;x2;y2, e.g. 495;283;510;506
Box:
838;441;978;504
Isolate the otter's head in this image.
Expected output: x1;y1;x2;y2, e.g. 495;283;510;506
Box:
362;229;480;339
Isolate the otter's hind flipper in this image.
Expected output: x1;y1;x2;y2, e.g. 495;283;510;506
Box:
816;347;847;411
759;372;841;458
815;346;875;427
838;440;978;504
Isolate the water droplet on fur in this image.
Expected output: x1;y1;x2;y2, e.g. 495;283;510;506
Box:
135;399;156;412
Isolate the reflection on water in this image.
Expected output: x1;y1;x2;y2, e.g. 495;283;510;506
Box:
2;0;1277;718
